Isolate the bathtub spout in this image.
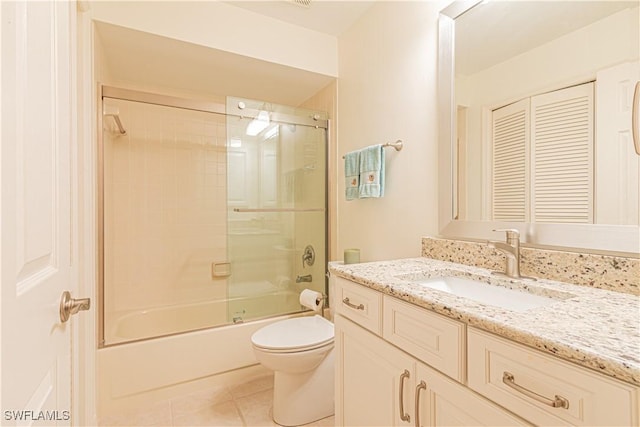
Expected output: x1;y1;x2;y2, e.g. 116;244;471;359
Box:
296;274;312;283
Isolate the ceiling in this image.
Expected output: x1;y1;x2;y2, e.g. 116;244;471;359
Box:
224;1;376;36
455;1;639;76
95;1;376;106
95;21;336;106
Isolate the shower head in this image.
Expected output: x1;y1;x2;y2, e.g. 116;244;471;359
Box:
103;106;127;135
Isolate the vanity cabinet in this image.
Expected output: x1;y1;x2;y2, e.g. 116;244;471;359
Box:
333;276;528;426
332;275;639;426
335;314;415;426
467;328;638;426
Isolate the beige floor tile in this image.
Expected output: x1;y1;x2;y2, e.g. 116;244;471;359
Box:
171;385;234;418
228;374;274;399
172;400;243;426
235;388;277;427
99;400;172;427
99;374;285;427
302;414;335;427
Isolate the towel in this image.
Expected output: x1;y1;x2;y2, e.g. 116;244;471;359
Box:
344;149;360;201
358;144;385;198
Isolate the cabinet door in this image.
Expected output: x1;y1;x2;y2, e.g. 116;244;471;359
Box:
415;363;529;427
335;314;415;427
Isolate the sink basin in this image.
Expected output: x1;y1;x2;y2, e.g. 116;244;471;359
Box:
410;275;560;312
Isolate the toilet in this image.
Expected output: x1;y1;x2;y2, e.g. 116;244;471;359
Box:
251;315;335;426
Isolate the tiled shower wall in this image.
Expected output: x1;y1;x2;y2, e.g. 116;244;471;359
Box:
103;99;228;323
422;237;639;295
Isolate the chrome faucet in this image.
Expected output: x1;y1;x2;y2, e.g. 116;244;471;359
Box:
487;229;530;279
296;274;312;283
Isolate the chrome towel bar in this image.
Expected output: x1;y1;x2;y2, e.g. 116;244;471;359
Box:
342;140;403;159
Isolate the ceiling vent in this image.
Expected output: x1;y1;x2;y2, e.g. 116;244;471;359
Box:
288;0;312;8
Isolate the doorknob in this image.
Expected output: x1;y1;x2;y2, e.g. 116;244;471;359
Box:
59;291;91;323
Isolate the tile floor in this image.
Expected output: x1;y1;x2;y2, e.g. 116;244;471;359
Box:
98;374;335;427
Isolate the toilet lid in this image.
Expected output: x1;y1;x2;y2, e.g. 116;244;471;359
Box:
251;315;334;351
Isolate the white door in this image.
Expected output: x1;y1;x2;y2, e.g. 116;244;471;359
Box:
1;1;79;425
595;61;640;225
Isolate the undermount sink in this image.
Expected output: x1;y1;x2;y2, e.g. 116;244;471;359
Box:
406;275;562;312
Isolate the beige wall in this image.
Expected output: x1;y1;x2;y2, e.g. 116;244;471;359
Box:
335;1;443;262
96;0;446;274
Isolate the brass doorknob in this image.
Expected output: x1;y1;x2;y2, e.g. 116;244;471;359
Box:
59;291;91;323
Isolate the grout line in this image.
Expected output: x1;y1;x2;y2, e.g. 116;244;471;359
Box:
233;398;248;427
168;398;174;427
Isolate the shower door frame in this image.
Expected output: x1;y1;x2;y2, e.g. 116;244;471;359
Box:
97;84;330;348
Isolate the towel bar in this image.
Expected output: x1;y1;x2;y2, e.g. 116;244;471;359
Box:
342;140;403;159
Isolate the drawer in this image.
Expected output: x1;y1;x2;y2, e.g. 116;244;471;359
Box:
468;327;639;426
332;276;382;335
383;295;465;382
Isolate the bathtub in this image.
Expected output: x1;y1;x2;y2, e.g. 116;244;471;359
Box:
98;290;306;412
108;290;300;344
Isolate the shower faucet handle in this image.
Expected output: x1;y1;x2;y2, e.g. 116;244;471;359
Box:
302;245;315;268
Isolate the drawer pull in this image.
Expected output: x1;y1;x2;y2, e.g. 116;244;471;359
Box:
502;372;569;409
414;380;427;427
342;297;364;310
399;370;411;422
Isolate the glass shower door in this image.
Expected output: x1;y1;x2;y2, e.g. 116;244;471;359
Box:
225;97;327;323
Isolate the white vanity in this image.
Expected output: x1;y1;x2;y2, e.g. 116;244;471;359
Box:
329;258;639;426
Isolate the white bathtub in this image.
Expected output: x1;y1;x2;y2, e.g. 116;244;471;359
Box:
107;289;300;344
98;290;307;413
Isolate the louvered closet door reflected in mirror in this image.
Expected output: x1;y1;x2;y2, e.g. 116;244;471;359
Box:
491;98;530;222
490;82;594;223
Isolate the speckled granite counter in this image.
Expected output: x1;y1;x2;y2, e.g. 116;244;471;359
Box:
329;257;640;386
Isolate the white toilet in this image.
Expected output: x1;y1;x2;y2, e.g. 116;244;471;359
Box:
251;315;335;426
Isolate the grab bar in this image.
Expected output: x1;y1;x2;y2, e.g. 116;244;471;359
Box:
233;208;324;213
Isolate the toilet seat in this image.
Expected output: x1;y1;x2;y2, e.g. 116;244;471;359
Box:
251;315;334;353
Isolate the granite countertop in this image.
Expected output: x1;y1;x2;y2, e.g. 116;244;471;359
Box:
328;257;640;386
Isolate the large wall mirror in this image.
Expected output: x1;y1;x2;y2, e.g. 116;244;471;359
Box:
438;0;640;255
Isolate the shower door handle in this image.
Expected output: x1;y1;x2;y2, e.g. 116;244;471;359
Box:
633;80;640;155
233;208;324;213
59;291;91;323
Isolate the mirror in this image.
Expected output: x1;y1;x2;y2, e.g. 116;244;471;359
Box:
438;0;640;254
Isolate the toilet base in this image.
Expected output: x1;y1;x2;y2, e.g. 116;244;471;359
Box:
272;348;334;426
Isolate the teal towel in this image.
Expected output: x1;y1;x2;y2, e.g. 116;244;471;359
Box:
344;150;360;201
359;144;385;198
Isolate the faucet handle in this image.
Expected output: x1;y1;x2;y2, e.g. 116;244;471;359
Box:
302;245;315;268
492;228;520;241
